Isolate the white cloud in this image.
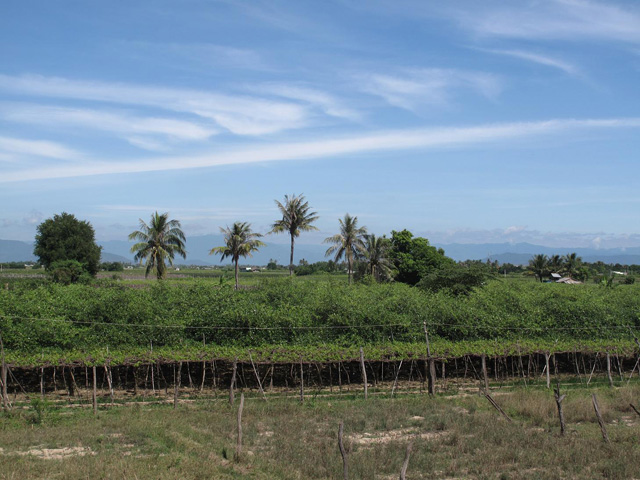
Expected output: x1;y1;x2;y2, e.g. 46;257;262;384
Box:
0;136;82;160
450;0;640;43
360;68;502;110
1;104;218;150
504;225;527;235
2;117;640;183
255;83;361;121
477;48;580;76
0;74;310;136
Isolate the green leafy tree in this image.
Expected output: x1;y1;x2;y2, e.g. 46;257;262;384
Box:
528;254;549;282
270;194;319;276
47;260;93;285
548;254;563;273
34;212;101;279
129;212;187;280
324;214;367;284
210;222;265;290
389;229;454;285
363;234;393;281
563;252;582;279
418;263;487;296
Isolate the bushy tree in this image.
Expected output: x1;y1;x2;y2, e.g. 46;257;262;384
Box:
418;263;487;296
528;254;549;282
389;229;454;285
34;212;101;279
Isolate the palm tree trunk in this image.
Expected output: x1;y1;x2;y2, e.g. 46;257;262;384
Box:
289;235;295;276
235;259;239;290
347;253;352;285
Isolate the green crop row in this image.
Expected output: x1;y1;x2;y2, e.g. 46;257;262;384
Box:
0;278;639;367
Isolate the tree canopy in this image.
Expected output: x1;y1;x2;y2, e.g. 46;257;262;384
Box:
389;229;454;286
33;212;101;278
129;212;187;279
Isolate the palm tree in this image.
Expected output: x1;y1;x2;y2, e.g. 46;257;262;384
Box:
563;252;582;279
363;234;393;281
324;214;367;284
270;194;318;276
129;212;187;280
528;254;549;282
548;254;563;273
210;222;265;290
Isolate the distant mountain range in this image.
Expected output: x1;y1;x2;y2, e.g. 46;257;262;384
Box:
2;238;640;266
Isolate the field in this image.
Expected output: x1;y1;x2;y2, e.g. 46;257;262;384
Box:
3;381;640;479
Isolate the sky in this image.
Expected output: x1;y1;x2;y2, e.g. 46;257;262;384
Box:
1;0;640;249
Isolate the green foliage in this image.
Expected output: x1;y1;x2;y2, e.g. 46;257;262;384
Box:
2;279;640;367
129;212;186;280
34;212;101;276
418;263;488;296
47;260;93;285
100;262;124;272
389;229;454;285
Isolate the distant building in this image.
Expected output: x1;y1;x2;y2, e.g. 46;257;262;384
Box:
555;277;582;284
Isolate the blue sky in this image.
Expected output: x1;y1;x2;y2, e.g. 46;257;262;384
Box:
1;0;640;249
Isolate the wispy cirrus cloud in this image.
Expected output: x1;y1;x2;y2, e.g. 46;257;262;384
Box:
448;0;640;44
1;104;218;151
0;74;310;136
0;136;82;161
255;83;361;121
359;68;502;111
2;117;639;183
477;48;580;76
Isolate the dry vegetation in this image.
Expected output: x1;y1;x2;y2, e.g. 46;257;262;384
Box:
2;383;640;479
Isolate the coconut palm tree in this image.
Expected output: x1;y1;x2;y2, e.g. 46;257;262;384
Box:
563;252;582;279
270;194;318;276
210;222;265;290
528;254;549;282
324;214;367;284
548;254;563;273
363;234;393;281
129;212;187;280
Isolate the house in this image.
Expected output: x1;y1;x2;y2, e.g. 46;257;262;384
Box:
556;277;582;284
550;273;562;281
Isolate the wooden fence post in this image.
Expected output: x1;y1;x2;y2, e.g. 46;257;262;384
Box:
338;421;348;480
92;366;97;415
360;347;368;400
229;357;238;405
606;352;614;388
235;393;245;462
545;352;551;389
399;441;413;480
0;331;9;410
299;356;304;403
481;354;489;392
423;322;436;396
249;352;266;401
554;380;566;436
174;362;182;409
592;394;609;443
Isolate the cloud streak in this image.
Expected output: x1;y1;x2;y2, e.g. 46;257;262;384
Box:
449;0;640;44
2;117;639;183
477;48;580;76
1;104;218;150
0;74;310;136
360;68;502;110
0;136;82;161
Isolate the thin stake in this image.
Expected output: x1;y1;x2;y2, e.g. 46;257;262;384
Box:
423;321;436;395
545;352;551;389
399;441;413;480
481;354;489;392
554;380;566;436
249;352;266;400
173;361;182;409
391;359;403;397
592;394;609;443
1;331;9;410
92;365;97;415
235;393;245;462
606;352;614;388
360;347;368;400
338;421;348;480
482;390;512;422
229;357;238;405
299;356;304;403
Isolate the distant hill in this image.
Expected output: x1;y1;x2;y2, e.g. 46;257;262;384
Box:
3;238;640;267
